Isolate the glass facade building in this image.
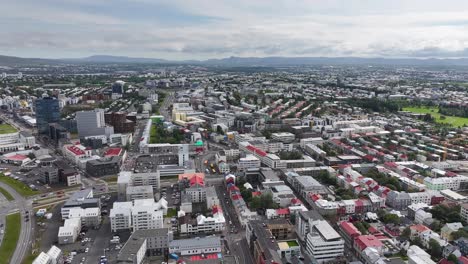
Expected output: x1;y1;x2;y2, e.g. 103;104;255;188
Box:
35;97;60;134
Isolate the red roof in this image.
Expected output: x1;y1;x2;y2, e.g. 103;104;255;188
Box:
178;173;205;181
104;147;122;156
189;176;205;187
189;253;219;261
310;193;321;201
252;191;262;197
246;145;267;157
276;208;290;215
459;256;468;264
410;224;430;233
67;145;85;156
6;154;28;161
340;221;361;237
354;235;383;251
291;198;302;205
368;226;379;234
212;205;222;214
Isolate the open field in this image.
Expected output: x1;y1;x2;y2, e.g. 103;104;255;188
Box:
0;213;21;263
0;124;17;134
0;174;39;197
403;106;468;127
0;186;14;201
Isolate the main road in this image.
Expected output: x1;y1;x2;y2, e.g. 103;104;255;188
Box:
0;182;33;264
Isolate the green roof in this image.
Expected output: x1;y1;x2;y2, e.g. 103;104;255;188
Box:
195;140;203;146
0;124;17;134
286;240;299;247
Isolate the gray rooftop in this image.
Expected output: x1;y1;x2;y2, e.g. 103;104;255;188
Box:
117;236;146;263
169;236;221;251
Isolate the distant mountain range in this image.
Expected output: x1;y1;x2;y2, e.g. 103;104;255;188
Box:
2;54;468;66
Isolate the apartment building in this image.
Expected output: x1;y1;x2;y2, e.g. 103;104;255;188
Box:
110;199;167;232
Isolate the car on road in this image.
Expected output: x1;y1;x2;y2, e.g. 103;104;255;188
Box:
85;247;89;253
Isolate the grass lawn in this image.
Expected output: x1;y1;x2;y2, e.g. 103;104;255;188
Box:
403;106;468;127
166;208;177;217
0;186;14;201
0;124;17;134
286;240;299;247
22;253;39;264
0;213;21;263
0;174;39;197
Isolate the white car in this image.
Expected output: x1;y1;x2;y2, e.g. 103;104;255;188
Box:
85;248;89;253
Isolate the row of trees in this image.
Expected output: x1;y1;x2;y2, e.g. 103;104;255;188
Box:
278;150;303;160
364;169;403;191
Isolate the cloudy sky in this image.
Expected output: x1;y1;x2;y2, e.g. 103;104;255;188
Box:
3;0;468;59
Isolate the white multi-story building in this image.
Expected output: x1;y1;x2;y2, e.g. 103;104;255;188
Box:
415;210;432;224
408;192;431;205
58;218;81;244
110;198;167;232
126;185;154;201
424;176;468;191
33;246;62;264
305;220;345;263
68;207;101;228
132;199;164;231
239;154;261;170
110;201;133;232
117;171;160;201
179;206;225;235
62;143;100;169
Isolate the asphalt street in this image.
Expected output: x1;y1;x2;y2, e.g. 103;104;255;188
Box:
215;185;254;264
0;181;33;264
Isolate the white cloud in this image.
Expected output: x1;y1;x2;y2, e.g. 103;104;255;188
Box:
2;0;468;59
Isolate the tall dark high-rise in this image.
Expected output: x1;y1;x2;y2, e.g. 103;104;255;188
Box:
35;97;60;134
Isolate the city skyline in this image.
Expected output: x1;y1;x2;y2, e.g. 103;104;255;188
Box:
3;0;468;60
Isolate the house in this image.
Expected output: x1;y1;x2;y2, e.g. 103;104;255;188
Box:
441;222;463;241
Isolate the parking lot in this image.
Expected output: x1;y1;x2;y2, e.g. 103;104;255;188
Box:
36;194;130;264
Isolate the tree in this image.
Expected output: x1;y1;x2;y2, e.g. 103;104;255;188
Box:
412;237;423;248
429;220;442;233
216;125;224;135
241;189;252;203
377;209;387;219
447;254;458;263
401;227;411;239
428;239;442;260
452;229;468;240
250;196;261;209
383;214;401;225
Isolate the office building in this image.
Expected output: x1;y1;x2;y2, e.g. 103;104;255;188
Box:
112;80;125;94
305;220;344;263
105;112;135;134
76;109;114;138
35;97;60;134
85;156;121;177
